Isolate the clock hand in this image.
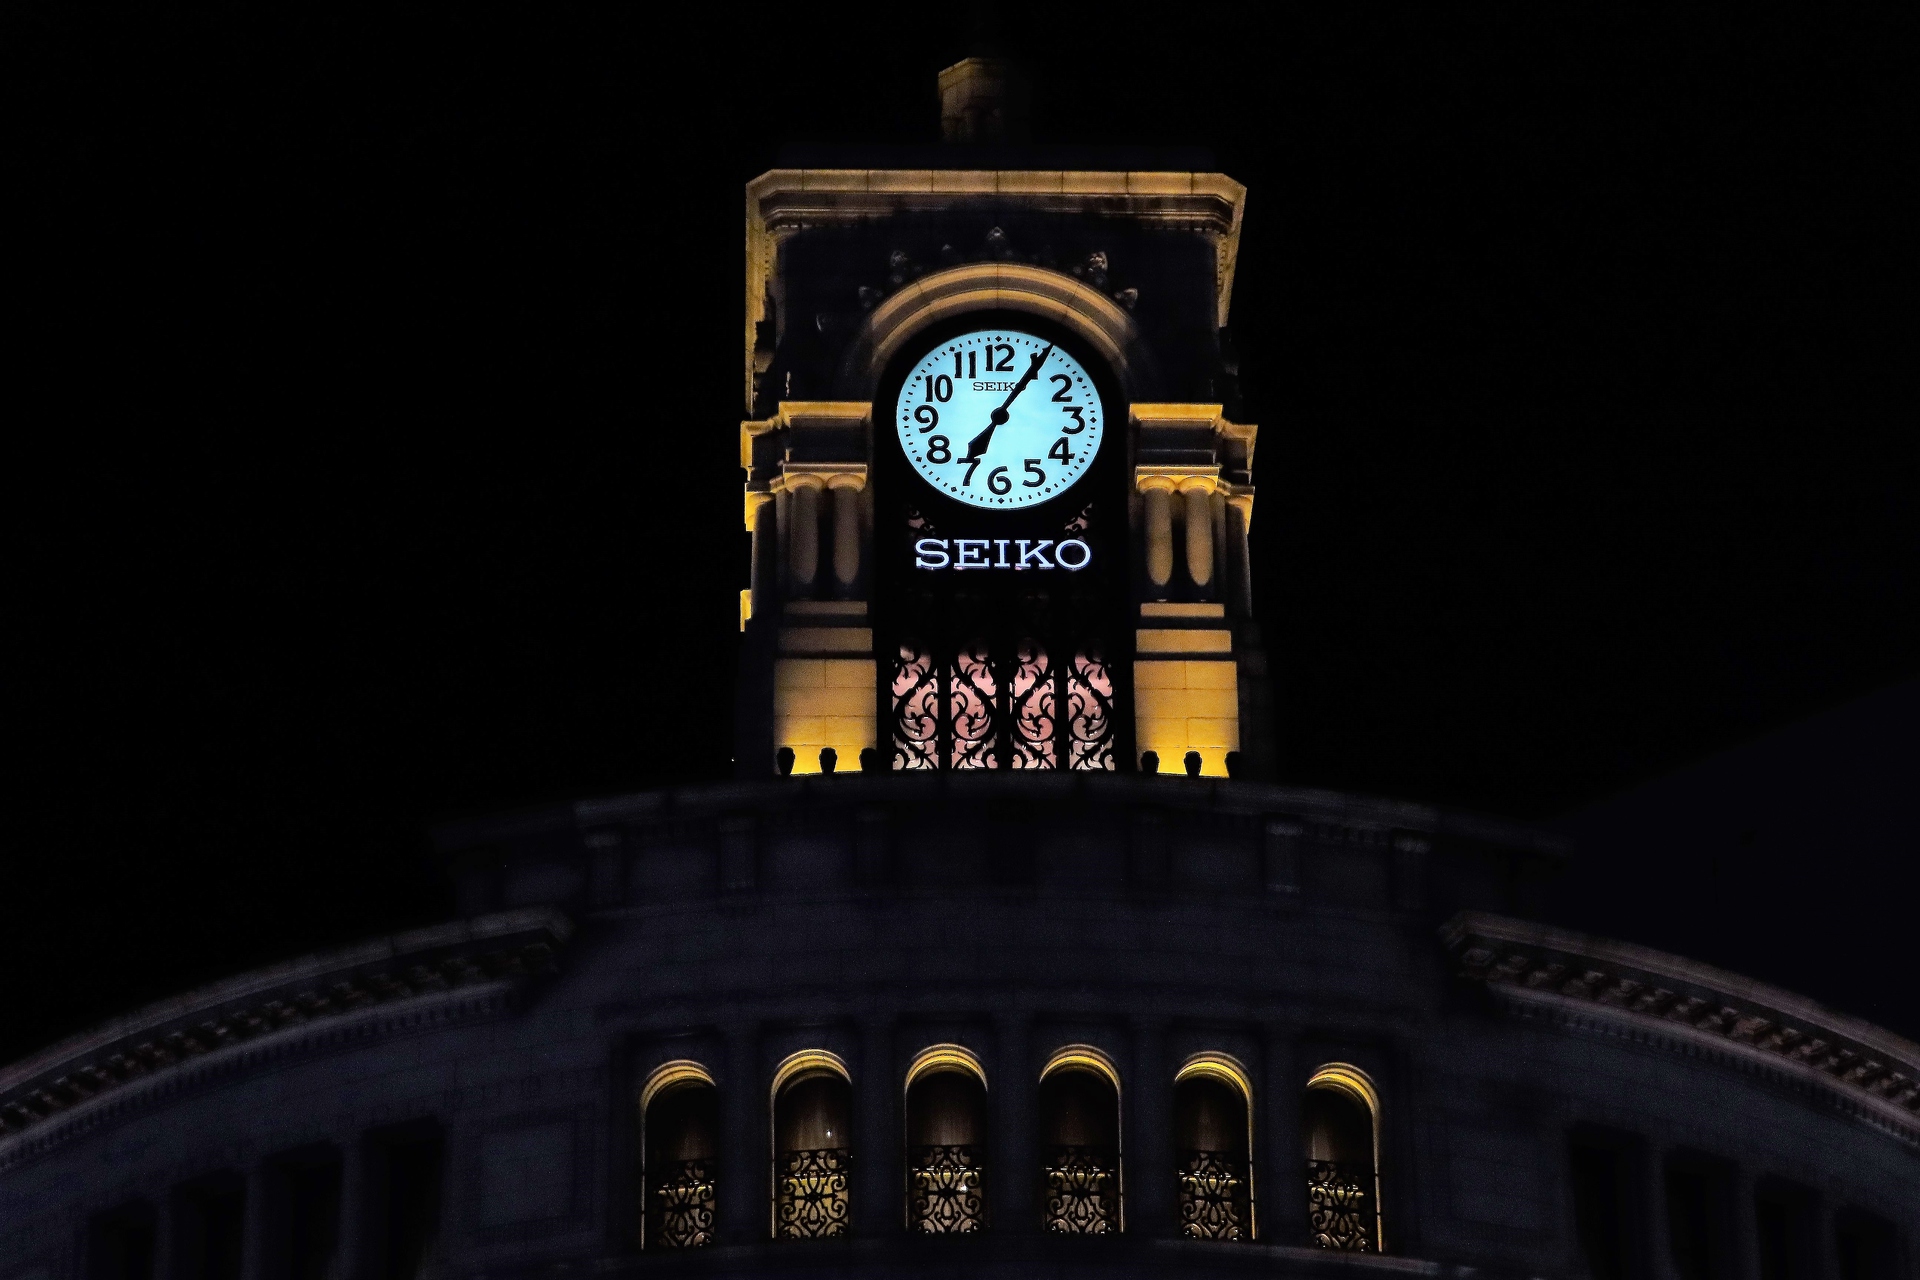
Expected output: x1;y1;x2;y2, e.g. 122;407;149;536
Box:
963;343;1054;460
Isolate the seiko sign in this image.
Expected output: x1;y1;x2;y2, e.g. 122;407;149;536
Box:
913;537;1092;571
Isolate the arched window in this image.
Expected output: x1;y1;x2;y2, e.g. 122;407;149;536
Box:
904;1044;989;1233
771;1051;853;1239
639;1062;718;1250
1038;1045;1122;1234
1173;1054;1254;1241
1302;1064;1381;1252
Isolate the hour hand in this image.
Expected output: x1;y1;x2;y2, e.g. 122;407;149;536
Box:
964;406;1008;460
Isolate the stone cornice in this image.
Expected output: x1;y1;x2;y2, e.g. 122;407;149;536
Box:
436;775;1570;864
1442;911;1920;1145
743;168;1247;412
0;908;572;1145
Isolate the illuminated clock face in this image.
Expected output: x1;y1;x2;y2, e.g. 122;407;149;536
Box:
895;328;1104;509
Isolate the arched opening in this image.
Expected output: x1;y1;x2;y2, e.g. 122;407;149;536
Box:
904;1044;989;1233
771;1052;852;1239
1303;1065;1381;1252
1174;1055;1253;1241
639;1062;718;1250
1038;1046;1122;1233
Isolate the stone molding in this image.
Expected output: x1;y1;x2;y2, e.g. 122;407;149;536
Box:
0;984;515;1178
0;907;571;1148
1442;911;1920;1145
743;168;1247;410
838;260;1154;399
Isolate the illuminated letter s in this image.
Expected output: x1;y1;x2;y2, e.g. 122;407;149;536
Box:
915;537;950;570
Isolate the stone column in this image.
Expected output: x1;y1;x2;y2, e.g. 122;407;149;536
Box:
240;1164;270;1280
786;479;821;599
153;1192;177;1280
1183;484;1214;595
721;1025;762;1244
1729;1164;1761;1280
1646;1141;1677;1280
1127;1019;1172;1237
747;493;776;623
1141;482;1175;598
830;478;864;597
991;1012;1034;1234
335;1137;368;1280
1260;1024;1304;1245
1225;496;1254;617
856;1019;897;1236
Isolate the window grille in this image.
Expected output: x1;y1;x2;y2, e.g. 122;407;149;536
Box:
1307;1160;1374;1251
1178;1149;1248;1241
775;1148;852;1238
889;638;1116;771
1041;1145;1120;1233
647;1159;716;1249
908;1144;986;1233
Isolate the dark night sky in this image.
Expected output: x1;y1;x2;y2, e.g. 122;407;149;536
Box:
9;7;1916;1062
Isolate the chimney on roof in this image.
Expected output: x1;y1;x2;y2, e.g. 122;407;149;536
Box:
938;57;1031;144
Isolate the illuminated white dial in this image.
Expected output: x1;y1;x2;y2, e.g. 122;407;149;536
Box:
895;329;1103;509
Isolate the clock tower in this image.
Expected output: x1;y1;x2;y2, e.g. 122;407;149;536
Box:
737;57;1270;779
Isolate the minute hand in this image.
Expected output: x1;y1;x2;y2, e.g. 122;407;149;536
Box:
963;343;1053;460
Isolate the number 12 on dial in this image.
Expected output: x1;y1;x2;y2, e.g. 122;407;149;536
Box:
895;329;1103;510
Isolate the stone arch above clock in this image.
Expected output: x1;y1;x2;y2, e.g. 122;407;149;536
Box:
836;262;1157;401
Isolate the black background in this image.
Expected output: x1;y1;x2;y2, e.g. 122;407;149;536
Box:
9;6;1916;1061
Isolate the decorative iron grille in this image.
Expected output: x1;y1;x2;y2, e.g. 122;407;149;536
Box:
647;1158;716;1249
889;636;1117;772
776;1147;851;1239
1066;647;1116;770
890;643;940;770
1042;1144;1119;1234
1177;1149;1248;1241
908;1144;987;1233
1306;1159;1373;1251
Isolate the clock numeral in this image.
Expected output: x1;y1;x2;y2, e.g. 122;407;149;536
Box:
987;343;1015;372
987;466;1011;495
1048;437;1073;464
1023;459;1046;488
1050;374;1074;402
914;404;939;432
926;435;951;464
960;457;982;486
1059;405;1086;433
924;374;953;402
953;350;977;378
